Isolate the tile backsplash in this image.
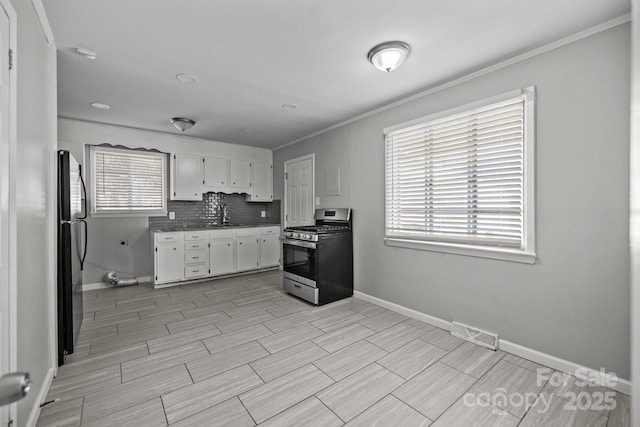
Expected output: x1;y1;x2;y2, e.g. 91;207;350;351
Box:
149;193;281;229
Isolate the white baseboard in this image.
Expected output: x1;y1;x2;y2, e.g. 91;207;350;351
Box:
25;367;55;427
84;275;152;291
354;290;451;330
353;290;632;395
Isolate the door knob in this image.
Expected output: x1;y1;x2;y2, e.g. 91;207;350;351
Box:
0;372;31;406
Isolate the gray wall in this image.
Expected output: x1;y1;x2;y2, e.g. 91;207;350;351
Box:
13;0;57;423
274;24;631;379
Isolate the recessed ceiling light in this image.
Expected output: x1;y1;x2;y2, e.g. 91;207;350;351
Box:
241;128;255;133
282;103;297;111
75;47;97;60
176;73;198;84
90;102;110;110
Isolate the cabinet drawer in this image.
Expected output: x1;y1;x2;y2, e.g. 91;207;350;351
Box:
155;232;183;243
184;264;208;279
260;226;280;235
185;242;207;251
184;232;207;241
184;250;208;264
209;229;235;239
236;228;259;237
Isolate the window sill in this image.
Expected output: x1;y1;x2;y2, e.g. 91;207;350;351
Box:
90;210;167;219
384;237;537;264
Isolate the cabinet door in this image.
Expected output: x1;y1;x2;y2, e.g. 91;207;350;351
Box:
247;161;273;202
155;243;183;284
229;159;251;190
210;238;236;276
259;234;280;267
236;235;259;271
203;156;228;189
171;153;203;200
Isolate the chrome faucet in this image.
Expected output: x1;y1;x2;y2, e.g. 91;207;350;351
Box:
221;204;230;224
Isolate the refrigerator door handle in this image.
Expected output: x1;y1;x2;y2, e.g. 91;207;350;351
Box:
79;219;87;271
78;164;88;220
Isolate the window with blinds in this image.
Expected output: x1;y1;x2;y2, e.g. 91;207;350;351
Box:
384;88;535;260
91;146;167;215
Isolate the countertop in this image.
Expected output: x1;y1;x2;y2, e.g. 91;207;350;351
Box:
150;223;281;233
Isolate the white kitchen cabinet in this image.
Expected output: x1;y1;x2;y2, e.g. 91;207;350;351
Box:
153;232;184;284
246;161;273;202
170;153;203;200
259;234;280;267
209;229;236;276
229;159;252;191
203;156;229;191
153;226;279;287
236;229;259;271
182;231;208;280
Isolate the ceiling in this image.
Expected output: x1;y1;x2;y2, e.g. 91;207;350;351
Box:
43;0;630;149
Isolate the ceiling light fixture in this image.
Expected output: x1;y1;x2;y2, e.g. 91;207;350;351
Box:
90;102;110;110
75;47;97;60
282;103;297;111
176;73;198;84
241;128;255;133
367;41;410;72
170;117;196;132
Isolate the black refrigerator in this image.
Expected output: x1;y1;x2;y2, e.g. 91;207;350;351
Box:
57;150;87;366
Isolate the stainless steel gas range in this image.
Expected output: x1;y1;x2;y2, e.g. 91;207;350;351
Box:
282;208;353;305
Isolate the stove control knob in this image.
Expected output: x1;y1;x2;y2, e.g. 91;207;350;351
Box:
294;233;300;239
304;234;311;240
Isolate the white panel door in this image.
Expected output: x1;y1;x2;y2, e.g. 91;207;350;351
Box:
285;156;314;227
0;4;12;423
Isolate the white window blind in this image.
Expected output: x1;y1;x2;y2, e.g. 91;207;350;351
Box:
385;90;534;254
91;146;167;215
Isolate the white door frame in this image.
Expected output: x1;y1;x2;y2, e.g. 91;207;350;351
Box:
0;0;17;424
283;153;315;229
630;0;640;423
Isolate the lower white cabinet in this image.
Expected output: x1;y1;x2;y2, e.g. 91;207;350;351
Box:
210;230;236;276
153;232;184;284
153;226;281;287
259;233;280;267
236;234;259;272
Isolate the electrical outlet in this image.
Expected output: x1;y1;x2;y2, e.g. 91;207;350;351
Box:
169;212;175;220
261;210;266;218
315;197;320;205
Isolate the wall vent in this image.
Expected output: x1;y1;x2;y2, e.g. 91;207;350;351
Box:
450;321;498;350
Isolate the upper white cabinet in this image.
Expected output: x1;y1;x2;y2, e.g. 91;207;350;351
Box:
170;153;203;201
229;159;252;191
203;156;229;191
172;152;272;200
246;161;273;202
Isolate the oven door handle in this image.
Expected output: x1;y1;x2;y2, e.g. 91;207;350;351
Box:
282;239;317;249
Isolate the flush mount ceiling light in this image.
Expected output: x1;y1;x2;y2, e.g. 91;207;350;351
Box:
170;117;196;132
282;103;297;111
90;102;110;110
367;41;410;72
241;127;255;133
75;47;97;60
176;73;198;84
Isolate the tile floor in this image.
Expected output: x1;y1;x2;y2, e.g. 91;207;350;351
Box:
37;270;630;426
